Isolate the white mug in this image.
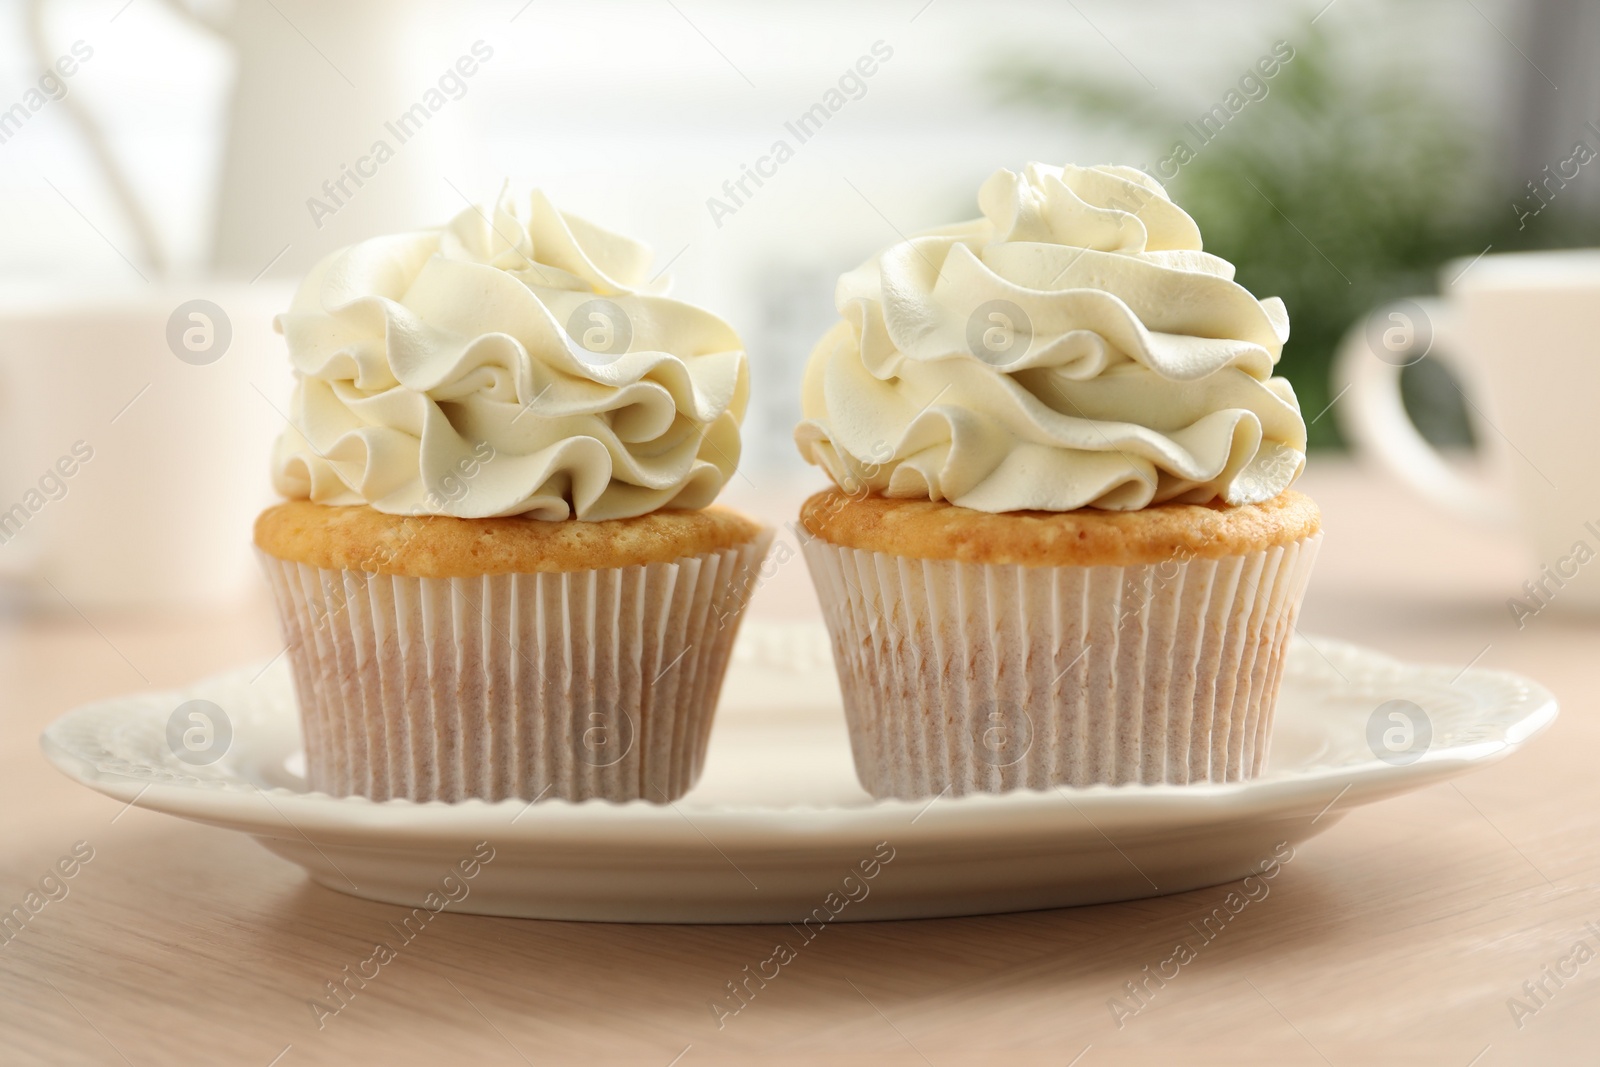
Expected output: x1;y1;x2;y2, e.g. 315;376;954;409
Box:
0;282;293;612
1334;249;1600;615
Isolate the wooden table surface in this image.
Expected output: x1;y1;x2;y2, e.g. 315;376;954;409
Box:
1;458;1595;1066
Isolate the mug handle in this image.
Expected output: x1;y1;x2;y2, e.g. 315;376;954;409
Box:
1331;297;1514;531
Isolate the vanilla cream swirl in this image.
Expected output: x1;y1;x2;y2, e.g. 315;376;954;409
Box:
271;189;747;520
795;163;1305;511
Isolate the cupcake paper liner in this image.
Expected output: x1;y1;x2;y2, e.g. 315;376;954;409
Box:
801;533;1321;798
259;532;772;804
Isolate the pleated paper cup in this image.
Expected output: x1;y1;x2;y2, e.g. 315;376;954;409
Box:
801;533;1321;798
258;533;772;804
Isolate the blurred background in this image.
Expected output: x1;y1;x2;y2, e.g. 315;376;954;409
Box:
1;0;1597;607
7;9;1600;1059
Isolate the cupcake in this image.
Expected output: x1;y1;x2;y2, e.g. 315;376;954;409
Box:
255;187;770;804
795;163;1319;798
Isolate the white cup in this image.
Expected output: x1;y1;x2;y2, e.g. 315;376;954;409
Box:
0;281;293;612
1334;249;1600;615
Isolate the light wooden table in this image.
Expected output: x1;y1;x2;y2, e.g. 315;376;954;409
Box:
2;459;1595;1066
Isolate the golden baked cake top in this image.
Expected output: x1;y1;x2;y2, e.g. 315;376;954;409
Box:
800;489;1320;567
256;500;764;577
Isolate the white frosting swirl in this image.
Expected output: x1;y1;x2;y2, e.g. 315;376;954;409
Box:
795;163;1305;511
272;188;748;520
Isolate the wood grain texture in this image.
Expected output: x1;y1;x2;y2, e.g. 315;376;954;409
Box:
1;461;1596;1065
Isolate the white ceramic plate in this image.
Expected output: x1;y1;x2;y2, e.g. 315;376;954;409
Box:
41;623;1555;923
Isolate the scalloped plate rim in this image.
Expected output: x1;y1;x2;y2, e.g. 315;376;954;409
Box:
39;633;1557;838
